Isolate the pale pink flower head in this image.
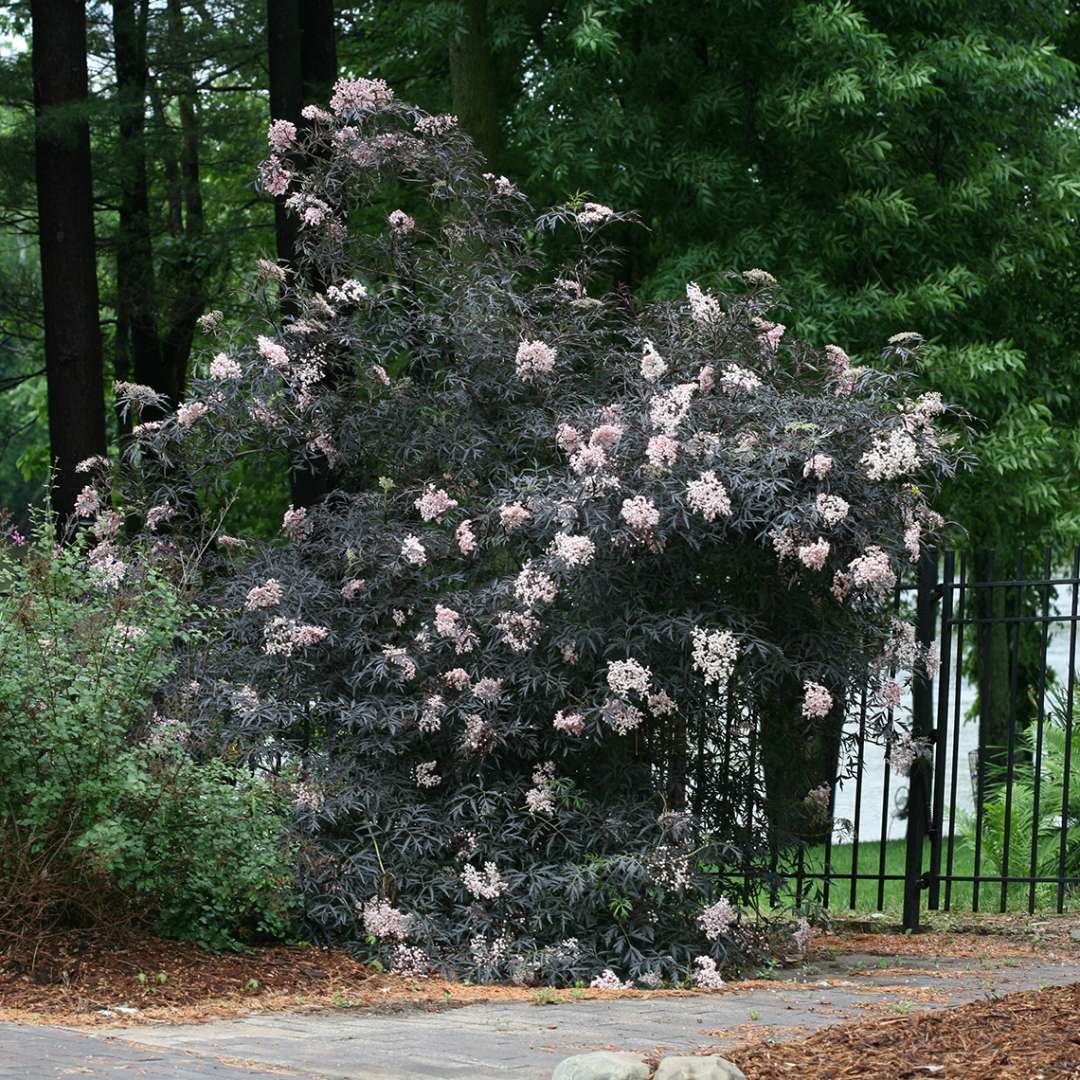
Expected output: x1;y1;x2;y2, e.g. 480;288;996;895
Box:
620;495;660;532
388;209;416;234
443;668;471;691
341;578;366;600
177;401;209;428
514;564;558;608
803;454;833;480
282;504;311;541
329;77;393;115
401;534;427;566
752;317;786;353
362;897;409;940
414;485;458;521
258;335;290;370
74;485;101;519
686;282;721;324
824;343;850;372
576;202;614;228
640;339;668;381
515;339;557;382
719;364;761;395
646;434;679;469
607;658;652;697
797;538;830;572
456;519;477;555
499;502;531;531
553;710;585;735
589;423;623;451
549;531;595;567
245;578;284;611
210;353;242;380
848;546;896;594
259;158;291;196
268;118;297;151
802;680;833;719
699;897;736;941
556;423;581;453
697;365;715;393
686;470;731;522
816;493;850;527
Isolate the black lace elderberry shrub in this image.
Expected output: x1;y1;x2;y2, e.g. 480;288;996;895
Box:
95;80;962;985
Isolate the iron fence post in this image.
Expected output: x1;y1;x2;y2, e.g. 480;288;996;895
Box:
903;549;938;931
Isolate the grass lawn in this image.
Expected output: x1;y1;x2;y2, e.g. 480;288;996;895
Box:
773;836;1076;914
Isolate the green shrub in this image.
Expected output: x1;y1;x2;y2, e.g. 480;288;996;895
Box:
0;520;298;948
961;686;1080;908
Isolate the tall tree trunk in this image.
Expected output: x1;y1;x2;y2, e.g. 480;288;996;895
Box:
268;0;338;508
449;0;501;165
267;0;302;296
300;0;337;104
161;0;210;405
31;0;107;526
112;0;164;422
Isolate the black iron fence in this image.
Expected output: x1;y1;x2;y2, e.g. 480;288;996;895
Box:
778;548;1080;929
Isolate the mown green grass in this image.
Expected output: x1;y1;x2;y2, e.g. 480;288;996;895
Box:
770;836;1076;914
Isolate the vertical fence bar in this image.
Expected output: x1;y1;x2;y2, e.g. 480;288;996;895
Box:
878;582;903;912
1057;547;1080;913
1027;547;1053;913
972;551;994;912
999;550;1025;912
849;682;868;910
944;552;967;911
903;551;938;931
928;551;954;910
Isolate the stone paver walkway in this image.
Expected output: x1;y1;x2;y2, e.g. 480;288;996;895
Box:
3;951;1079;1079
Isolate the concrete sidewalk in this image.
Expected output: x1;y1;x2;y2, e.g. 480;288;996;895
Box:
3;950;1078;1079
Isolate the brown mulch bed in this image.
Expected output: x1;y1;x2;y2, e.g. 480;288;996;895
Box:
728;981;1080;1079
0;928;705;1027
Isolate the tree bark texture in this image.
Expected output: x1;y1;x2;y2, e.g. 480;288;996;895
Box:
31;0;107;525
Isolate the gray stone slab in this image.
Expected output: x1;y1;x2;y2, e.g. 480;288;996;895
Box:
2;951;1078;1080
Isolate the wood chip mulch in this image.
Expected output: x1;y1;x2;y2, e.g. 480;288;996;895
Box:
728;981;1080;1079
0;929;705;1027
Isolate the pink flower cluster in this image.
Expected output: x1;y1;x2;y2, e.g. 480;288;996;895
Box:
847;546;896;594
210;353;242;380
515;338;557;381
620;495;660;532
245;578;284;610
640;339;668;381
686;471;731;522
801;681;833;719
415;485;458;521
803;454;833;480
815;493;849;527
607;658;652;697
686;282;721;324
698;897;736;941
268;118;297;151
263;617;329;656
553;709;585;735
177;401;209;428
514;565;558;607
329;77;393;115
549;531;595;567
461;861;508;900
691;627;738;686
796;537;830;571
282;504;311;540
362;897;409;940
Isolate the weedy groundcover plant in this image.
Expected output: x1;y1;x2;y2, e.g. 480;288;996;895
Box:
80;81;960;985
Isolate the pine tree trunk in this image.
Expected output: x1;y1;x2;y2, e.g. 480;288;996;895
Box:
112;0;164;420
31;0;107;526
267;0;302;294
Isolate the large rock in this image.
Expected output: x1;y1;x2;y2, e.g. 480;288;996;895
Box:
551;1051;651;1080
653;1056;748;1080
